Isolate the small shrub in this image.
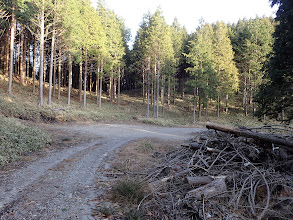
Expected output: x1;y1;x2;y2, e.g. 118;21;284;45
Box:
137;142;154;153
112;179;145;204
97;204;114;217
0;114;51;166
124;209;144;220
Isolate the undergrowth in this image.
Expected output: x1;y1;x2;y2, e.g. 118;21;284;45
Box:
0;114;51;166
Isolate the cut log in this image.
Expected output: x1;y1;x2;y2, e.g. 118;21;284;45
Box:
181;142;220;153
186;176;213;186
206;122;293;150
186;178;227;200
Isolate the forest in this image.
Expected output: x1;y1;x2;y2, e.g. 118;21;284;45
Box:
0;0;292;122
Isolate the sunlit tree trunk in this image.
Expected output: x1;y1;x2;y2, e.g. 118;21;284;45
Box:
146;57;150;118
39;1;45;106
83;50;88;108
99;60;103;108
156;60;160;119
167;77;170;110
142;68;145;105
8;8;15;94
57;50;61;99
79;60;83;102
117;66;121;106
53;46;57;97
20;31;26;86
67;54;72;105
32;40;37;93
48;27;55;106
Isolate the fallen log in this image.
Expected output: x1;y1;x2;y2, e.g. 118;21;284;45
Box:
186;178;227;200
181;142;220;153
186;176;213;186
206;122;293;150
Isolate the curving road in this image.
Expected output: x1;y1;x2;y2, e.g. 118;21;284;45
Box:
0;123;204;219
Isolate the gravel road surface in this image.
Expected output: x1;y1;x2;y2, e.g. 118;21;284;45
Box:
0;122;204;219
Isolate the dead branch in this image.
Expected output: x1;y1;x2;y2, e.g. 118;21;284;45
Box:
206;122;293;150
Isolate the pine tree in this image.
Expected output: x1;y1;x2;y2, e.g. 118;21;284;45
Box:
255;0;293;121
186;22;218;121
213;21;239;116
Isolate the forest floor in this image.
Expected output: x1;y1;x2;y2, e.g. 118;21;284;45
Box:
0;121;204;219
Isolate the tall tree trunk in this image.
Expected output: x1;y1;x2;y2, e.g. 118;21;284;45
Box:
225;94;228;113
8;8;15;94
217;95;220;117
83;51;88;108
193;88;196;123
39;1;45;106
152;65;156;117
109;70;113;103
79;60;83;102
32;40;37;93
142;68;145;105
117;66;121;106
156;60;160;119
67;54;72;105
161;74;165;114
48;27;55;106
167;77;170;110
173;79;176;105
57;50;61;99
89;67;92;95
147;57;150;118
5;31;9;77
53;47;57;97
198;96;201;120
96;63;100;105
244;76;248;116
99;60;103;108
113;77;117;101
20;31;26;86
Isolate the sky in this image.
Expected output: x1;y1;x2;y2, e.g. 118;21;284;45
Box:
91;0;277;46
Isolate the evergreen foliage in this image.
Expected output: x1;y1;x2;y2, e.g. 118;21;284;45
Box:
255;0;293;121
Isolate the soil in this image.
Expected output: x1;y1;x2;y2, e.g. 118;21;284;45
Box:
0;122;204;219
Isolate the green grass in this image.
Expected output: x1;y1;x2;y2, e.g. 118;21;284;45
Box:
0;114;51;166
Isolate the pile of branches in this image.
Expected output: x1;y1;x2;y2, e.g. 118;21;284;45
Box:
136;124;293;219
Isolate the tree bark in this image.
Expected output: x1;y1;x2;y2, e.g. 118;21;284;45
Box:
32;40;37;94
99;60;103;108
117;66;121;106
217;95;220;117
161;74;165;115
79;60;83;102
5;31;9;77
113;77;117;101
48;27;55;106
142;68;145;105
156;61;160;119
53;47;57;97
8;8;15;94
96;63;100;105
147;57;150;118
83;51;88;108
67;54;72;105
193;88;196;123
57;49;61;99
20;31;26;86
38;1;45;106
167;77;170;110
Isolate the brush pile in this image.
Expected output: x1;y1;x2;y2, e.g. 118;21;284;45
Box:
137;124;293;219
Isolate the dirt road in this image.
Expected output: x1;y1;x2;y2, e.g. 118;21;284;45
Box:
0;122;204;219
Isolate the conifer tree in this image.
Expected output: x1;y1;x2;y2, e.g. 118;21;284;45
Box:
213;21;239;116
255;0;293;121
